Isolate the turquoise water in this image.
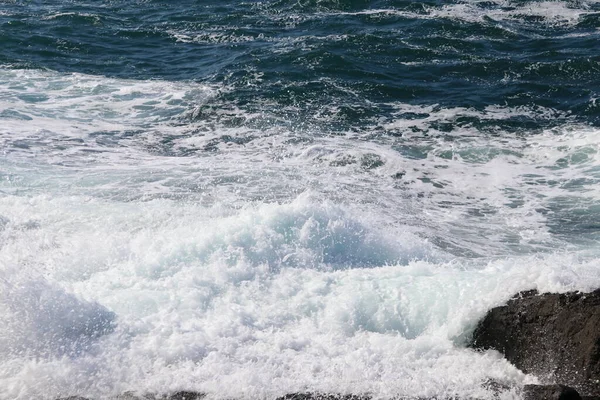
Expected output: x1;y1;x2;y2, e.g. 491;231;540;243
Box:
1;1;600;399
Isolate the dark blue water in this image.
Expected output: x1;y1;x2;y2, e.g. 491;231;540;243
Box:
3;0;600;130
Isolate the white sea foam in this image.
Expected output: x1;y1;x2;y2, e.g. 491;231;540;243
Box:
41;12;102;23
2;68;600;399
340;1;598;26
1;192;600;399
0;68;220;164
427;1;596;26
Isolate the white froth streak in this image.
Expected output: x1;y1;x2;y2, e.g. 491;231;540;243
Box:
0;68;220;160
327;1;598;27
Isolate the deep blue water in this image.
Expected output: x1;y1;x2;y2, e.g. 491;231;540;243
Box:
3;0;600;129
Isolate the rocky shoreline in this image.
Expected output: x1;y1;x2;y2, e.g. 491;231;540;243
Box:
54;388;589;400
56;289;600;400
471;289;600;398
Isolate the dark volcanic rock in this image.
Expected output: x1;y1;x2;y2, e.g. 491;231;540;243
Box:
523;384;581;400
57;394;364;400
124;392;204;400
277;394;369;400
471;289;600;396
167;392;205;400
62;391;205;400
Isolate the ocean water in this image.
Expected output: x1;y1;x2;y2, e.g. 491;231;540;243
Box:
1;1;600;399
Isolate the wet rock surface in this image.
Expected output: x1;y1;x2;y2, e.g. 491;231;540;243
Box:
57;393;371;400
471;289;600;396
55;289;600;400
523;384;581;400
276;395;369;400
58;392;205;400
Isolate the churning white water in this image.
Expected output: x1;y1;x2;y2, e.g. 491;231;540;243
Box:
1;68;600;400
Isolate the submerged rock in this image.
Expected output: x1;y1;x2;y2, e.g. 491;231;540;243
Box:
125;392;204;400
166;392;204;400
57;394;364;400
360;153;384;170
471;289;600;396
276;394;369;400
59;392;206;400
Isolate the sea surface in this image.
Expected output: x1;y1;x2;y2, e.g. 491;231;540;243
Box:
1;1;600;399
